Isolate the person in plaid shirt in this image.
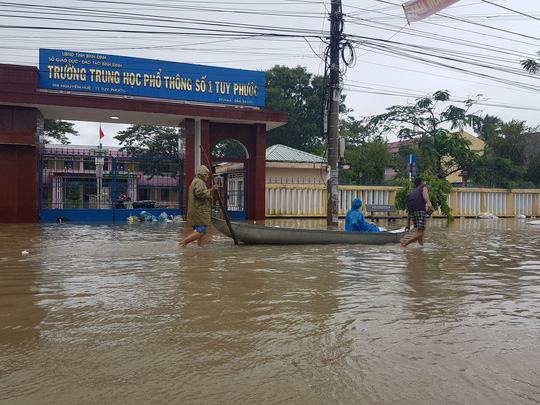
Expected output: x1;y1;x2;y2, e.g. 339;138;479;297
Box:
401;177;434;247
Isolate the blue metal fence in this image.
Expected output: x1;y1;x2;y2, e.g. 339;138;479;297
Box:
39;146;183;223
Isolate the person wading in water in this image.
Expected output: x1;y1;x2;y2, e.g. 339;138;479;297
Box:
180;165;219;247
401;177;434;247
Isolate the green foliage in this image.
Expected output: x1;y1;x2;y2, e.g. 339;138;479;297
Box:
526;156;540;186
43;119;79;144
213;139;247;158
484;119;528;166
115;125;179;179
115;125;178;158
395;171;453;219
521;51;540;74
339;136;390;184
476;114;502;143
265;65;325;153
469;118;537;188
64;183;81;208
468;156;525;188
339;116;370;147
265;65;347;154
367;90;483;179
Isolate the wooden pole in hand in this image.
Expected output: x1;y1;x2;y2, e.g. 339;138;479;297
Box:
200;145;239;245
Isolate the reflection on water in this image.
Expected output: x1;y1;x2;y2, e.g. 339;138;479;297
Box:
0;219;539;404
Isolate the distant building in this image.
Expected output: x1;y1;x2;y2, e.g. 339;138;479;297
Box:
217;144;327;184
445;131;485;184
265;144;327;184
216;144;327;211
41;144;180;209
385;130;485;184
387;139;415;154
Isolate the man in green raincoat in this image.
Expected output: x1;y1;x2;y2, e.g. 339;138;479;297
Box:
180;165;218;247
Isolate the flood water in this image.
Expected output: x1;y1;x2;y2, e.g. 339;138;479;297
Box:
1;218;539;404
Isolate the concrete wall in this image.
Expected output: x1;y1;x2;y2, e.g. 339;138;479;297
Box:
0;106;39;222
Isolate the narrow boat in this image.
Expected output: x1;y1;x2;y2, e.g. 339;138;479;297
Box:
212;217;406;245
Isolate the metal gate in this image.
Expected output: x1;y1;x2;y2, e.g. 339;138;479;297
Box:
39;146;183;223
223;170;247;220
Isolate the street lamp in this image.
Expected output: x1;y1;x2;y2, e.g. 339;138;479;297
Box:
94;146;106;208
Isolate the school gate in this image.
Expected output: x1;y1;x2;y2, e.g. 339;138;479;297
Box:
0;60;287;223
38;145;183;223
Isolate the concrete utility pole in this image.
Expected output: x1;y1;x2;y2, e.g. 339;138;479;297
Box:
327;0;342;226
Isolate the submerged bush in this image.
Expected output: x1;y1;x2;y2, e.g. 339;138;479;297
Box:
395;171;453;220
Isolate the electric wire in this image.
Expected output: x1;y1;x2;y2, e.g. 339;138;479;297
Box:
370;0;540;42
479;0;540;22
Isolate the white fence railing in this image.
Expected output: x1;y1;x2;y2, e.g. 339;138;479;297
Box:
265;184;540;218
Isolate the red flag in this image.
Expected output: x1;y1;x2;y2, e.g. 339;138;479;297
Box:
99;125;105;140
403;0;459;23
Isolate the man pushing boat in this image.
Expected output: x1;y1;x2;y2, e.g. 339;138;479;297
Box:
180;165;219;247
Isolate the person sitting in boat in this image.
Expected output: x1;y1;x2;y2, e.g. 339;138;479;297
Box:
345;198;381;233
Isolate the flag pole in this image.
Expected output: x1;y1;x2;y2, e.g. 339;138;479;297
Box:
97;123;105;208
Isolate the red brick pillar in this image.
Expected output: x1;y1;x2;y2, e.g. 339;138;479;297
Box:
0;106;39;222
183;118;195;218
200;120;211;172
248;124;266;221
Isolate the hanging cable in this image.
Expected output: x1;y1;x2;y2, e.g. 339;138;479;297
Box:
479;0;540;22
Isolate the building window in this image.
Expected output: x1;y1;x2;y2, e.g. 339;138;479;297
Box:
139;188;150;200
83;159;96;171
160;188;170;201
64;160;74;170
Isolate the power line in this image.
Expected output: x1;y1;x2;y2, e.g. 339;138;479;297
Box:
0;1;328;19
353;42;540;93
345;7;539;48
343;84;540;112
0;10;329;38
370;0;540;42
479;0;540;22
348;35;539;80
346;16;533;58
348;59;540;96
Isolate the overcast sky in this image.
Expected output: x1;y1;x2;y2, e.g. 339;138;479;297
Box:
1;0;539;146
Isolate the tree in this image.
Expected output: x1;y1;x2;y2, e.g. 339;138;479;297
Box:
476;114;502;144
212;139;247;158
470;117;532;187
43;119;79;144
115;125;179;158
468;156;525;188
485;119;528;166
526;156;540;186
266;65;344;154
367;90;483;179
115;125;180;179
340;136;390;184
339;115;370;147
521;51;540;74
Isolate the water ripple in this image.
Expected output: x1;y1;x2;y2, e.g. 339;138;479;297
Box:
0;219;539;404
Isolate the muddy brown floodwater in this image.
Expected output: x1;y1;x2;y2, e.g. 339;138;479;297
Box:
1;218;539;404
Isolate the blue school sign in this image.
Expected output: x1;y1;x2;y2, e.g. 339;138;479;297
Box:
38;49;265;107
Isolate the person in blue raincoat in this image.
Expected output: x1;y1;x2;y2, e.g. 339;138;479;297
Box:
345;198;381;233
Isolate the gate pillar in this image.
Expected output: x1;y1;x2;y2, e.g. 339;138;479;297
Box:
0;106;39;222
248;124;266;221
184;121;267;222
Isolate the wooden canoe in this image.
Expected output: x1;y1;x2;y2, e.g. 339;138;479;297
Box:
211;217;406;245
